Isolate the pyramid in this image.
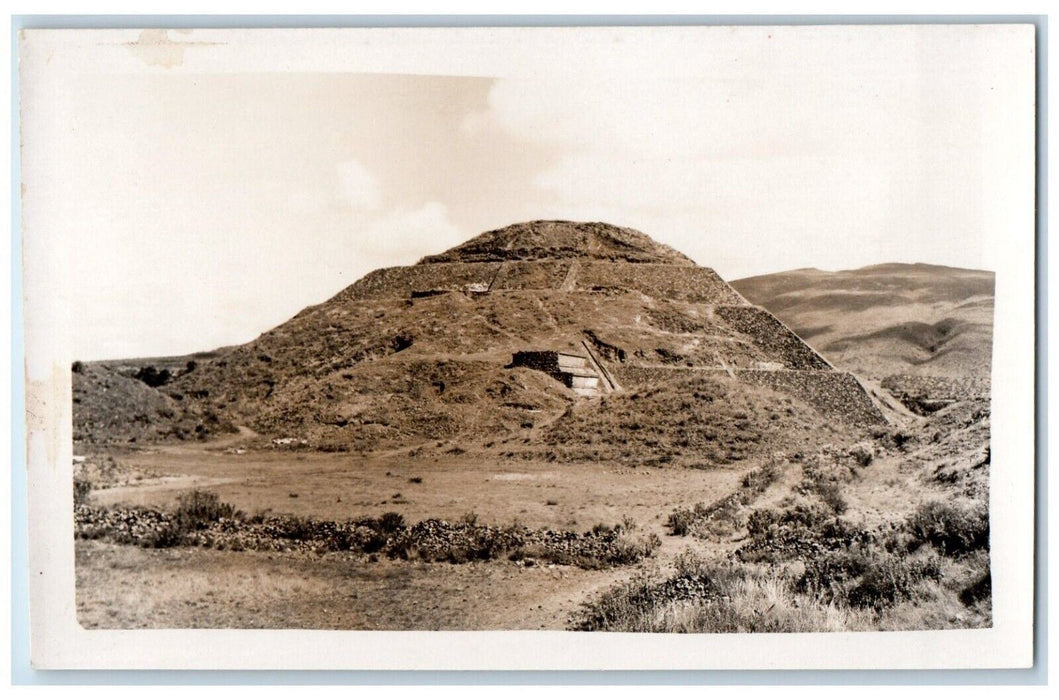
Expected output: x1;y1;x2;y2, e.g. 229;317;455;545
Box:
160;220;884;460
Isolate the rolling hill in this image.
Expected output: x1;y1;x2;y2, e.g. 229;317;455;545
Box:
730;263;995;380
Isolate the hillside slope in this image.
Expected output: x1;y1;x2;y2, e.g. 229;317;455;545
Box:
731;264;994;379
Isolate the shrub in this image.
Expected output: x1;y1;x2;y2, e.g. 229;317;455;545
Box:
742;461;783;491
959;571;992;606
362;532;389;553
272;516;316;541
377;511;405;534
142;522;186;548
134;365;172;388
846;555;942;610
816;481;848;514
850;443;874;467
73;477;92;506
173;489;237;530
71;360;85;374
906;501;989;556
591;523;616;537
800;547;942;610
666;508;694;536
609;532;662;565
745;508;780;537
666;503;708;536
798;547;872;600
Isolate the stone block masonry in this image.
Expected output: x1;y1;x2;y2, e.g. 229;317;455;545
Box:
611;366;885;427
338;259;748;305
734;369;886;427
715;305;832;371
340;262;502;300
575;263;748;304
491;261;572;291
511;351;604;397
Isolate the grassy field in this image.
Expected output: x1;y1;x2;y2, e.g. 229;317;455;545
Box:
75;539;639;630
74;395;989;631
84;443;745;533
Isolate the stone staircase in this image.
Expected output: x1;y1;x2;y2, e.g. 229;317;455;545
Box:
510;350;607;398
556;353;604;397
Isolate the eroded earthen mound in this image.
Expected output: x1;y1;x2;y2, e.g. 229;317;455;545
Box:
77;220;887;464
419;220;697;265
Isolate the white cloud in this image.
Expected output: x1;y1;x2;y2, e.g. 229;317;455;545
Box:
352;201;464;267
465;51;1015;278
335;159;382;211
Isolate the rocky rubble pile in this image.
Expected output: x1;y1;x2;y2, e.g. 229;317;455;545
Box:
74;504;660;569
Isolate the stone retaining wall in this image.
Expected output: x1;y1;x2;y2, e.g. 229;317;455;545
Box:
734;369;886;427
715;305;832;371
340;260;751;305
612;366;885;427
575;263;747;304
491;261;572;290
341;263;501;300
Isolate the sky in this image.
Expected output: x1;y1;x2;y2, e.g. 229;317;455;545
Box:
21;26;1035;361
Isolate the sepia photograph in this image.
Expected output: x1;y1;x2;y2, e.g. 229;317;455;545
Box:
18;23;1036;670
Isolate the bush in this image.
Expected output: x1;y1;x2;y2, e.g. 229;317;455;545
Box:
846;555;942;610
134;365;172;388
173;489;237;530
377;511;406;534
850;443;874;467
666;503;710;536
742;461;783;491
745;508;779;537
906;501;989;556
609;532;662;565
142;522;186;548
816;482;848;514
591;523;616;537
71;360;85;374
800;547;942;610
272;516;316;541
959;571;992;606
73;477;92;506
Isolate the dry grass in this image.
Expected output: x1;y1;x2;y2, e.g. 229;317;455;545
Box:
573;551;876;633
665;459;786;537
75;539;632;630
87;447;744;532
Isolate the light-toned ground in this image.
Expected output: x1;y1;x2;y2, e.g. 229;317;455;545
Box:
87;440;745;532
77;433;745;630
75;539;650;630
75;397;988;631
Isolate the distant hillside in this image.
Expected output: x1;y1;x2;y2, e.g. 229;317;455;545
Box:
731;263;995;380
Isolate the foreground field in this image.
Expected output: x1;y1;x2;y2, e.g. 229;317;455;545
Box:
75;540;644;630
75;437;734;629
82;442;745;533
75;395;989;631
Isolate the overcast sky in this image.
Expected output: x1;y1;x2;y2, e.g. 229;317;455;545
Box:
21;26;1034;360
